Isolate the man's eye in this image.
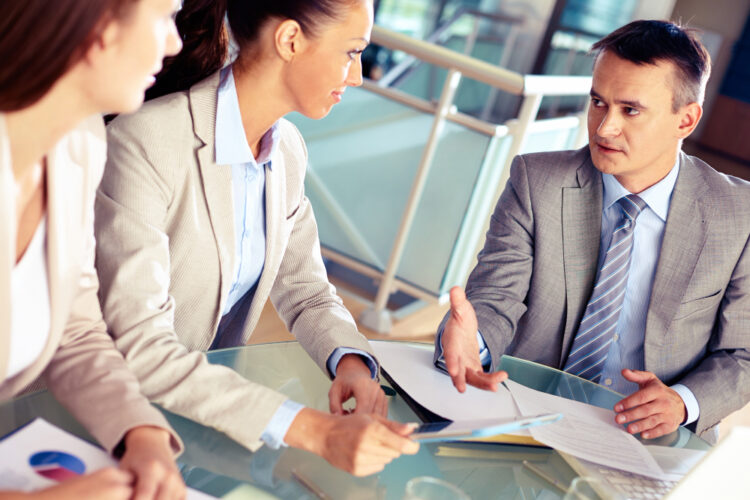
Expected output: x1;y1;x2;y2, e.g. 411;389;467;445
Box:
591;97;604;107
624;107;640;116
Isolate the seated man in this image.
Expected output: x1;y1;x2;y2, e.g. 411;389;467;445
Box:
435;19;750;443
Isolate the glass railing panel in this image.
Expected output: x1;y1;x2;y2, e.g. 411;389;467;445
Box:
286;87;493;296
521;127;581;154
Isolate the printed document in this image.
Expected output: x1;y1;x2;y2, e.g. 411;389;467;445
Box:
0;418;214;499
505;379;665;478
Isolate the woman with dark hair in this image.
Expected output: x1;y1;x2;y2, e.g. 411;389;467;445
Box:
0;0;186;498
95;0;419;476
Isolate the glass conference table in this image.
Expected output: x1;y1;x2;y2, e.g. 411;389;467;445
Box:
0;341;710;499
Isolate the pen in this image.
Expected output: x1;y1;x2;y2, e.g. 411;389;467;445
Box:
522;460;569;493
292;469;332;500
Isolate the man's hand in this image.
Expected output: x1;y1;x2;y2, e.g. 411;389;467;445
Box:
284;408;419;477
442;286;507;393
329;354;387;417
118;426;185;500
614;369;687;439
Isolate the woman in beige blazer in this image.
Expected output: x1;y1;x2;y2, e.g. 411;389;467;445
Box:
0;1;185;499
95;0;418;477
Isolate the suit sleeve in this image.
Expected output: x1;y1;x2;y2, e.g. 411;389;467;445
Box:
43;116;182;454
95;118;287;452
678;232;750;436
434;155;534;369
268;124;375;376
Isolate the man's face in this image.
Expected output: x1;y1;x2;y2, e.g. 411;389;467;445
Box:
587;50;688;193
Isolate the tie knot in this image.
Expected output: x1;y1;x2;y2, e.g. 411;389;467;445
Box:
617;194;647;222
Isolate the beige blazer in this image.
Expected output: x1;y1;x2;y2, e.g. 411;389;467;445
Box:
0;114;181;454
95;71;374;452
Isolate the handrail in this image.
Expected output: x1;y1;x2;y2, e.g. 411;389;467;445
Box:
371;25;525;94
371;25;592;97
378;6;523;88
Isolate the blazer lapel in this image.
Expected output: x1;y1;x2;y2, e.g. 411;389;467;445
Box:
44;144;69;350
645;154;710;346
189;74;236;324
0;115;13;378
560;159;603;365
245;154;286;334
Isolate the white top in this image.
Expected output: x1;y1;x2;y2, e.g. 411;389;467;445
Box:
6;217;50;381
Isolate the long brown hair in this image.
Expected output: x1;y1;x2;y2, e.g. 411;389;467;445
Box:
0;0;137;111
146;0;359;101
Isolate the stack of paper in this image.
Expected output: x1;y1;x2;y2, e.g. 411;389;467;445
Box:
371;341;666;479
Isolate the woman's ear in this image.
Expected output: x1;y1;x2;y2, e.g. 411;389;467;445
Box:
83;18;120;67
275;19;305;62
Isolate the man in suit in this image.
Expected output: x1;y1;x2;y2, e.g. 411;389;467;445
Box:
435;20;750;441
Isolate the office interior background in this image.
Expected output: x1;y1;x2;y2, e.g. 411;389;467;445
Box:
251;0;750;432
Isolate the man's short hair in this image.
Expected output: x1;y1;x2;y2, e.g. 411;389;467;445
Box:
592;20;711;111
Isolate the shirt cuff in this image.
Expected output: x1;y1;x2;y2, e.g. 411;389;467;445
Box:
327;347;378;379
260;400;304;449
671;383;700;426
435;329;491;372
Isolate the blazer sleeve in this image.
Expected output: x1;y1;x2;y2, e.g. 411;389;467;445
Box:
42;116;183;455
677;233;750;436
267;124;375;376
434;154;534;369
95;116;287;453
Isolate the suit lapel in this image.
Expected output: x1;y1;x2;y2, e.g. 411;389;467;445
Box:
645;154;710;347
560;159;603;366
190;74;236;323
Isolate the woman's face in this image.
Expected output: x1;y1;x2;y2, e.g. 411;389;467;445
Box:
87;0;182;113
285;0;374;119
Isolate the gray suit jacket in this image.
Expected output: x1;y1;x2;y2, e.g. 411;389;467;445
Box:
95;72;374;452
437;147;750;438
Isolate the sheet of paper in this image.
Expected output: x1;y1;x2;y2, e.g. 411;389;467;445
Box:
0;418;213;499
504;379;666;479
371;341;520;423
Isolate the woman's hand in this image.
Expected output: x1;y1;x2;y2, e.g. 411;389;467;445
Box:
284;408;419;477
118;426;185;500
329;354;387;417
0;467;134;500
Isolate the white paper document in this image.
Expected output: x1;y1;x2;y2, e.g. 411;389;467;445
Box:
504;379;665;478
0;418;214;499
371;341;521;423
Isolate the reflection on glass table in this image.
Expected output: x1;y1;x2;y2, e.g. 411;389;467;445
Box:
0;341;710;499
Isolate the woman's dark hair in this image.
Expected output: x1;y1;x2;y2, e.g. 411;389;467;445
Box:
147;0;358;101
592;20;711;111
0;0;136;111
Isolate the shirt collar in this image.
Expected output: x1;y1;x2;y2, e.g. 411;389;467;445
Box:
601;157;680;222
215;65;279;168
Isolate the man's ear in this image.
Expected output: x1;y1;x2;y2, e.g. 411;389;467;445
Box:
676;102;703;139
275;19;305;62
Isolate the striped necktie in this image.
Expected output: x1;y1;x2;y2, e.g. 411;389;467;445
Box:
563;194;647;383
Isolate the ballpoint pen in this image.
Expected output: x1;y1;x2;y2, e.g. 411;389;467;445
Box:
522;459;569;493
292;469;332;500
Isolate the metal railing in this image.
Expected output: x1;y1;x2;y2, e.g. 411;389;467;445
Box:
317;25;592;333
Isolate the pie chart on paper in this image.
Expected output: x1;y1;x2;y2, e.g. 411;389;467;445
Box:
29;451;86;482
